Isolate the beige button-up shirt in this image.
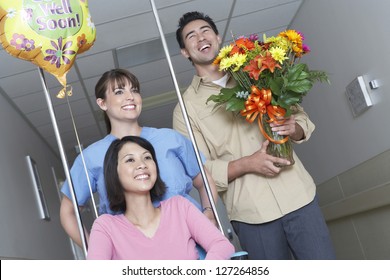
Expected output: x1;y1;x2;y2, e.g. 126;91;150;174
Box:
173;75;316;224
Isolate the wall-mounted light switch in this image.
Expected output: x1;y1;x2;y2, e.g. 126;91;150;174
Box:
345;76;372;117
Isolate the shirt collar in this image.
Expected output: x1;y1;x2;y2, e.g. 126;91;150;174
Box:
191;75;220;92
190;75;203;93
191;73;235;93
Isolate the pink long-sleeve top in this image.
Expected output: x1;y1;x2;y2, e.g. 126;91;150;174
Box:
87;195;234;260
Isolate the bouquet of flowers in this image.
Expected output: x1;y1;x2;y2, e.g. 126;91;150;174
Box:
207;30;329;167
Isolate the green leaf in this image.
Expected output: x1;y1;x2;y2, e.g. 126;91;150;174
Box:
226;99;245;111
206;95;220;103
206;87;237;104
286;79;313;93
308;71;330;84
284;107;292;117
287;63;306;81
278;90;302;105
284;96;302;105
269;77;284;96
296;70;310;80
221;87;238;97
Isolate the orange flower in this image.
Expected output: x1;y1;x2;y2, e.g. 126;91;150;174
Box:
77;34;87;48
213;56;222;65
243;52;281;80
230;38;255;55
243;57;262;80
260;52;282;73
279;30;302;45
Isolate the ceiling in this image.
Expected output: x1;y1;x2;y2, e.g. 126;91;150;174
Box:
0;0;303;163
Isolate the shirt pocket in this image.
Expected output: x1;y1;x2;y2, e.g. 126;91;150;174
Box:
196;106;235;156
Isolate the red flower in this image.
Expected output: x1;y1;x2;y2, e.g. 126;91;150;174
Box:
230;38;255;55
260;52;282;73
243;52;281;80
243;56;262;80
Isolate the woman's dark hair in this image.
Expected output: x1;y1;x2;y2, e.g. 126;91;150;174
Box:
95;69;140;133
176;11;219;49
104;136;166;213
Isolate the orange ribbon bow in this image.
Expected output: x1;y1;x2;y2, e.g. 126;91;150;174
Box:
240;85;289;144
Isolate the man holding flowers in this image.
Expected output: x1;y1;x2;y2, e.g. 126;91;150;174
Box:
173;11;335;259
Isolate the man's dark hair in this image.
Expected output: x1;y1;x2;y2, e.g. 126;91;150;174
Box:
176;11;219;49
104;136;166;213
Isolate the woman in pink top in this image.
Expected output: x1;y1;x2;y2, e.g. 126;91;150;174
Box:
87;136;234;260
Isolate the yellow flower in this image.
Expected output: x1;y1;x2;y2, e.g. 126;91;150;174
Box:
214;44;233;65
263;34;277;44
231;53;247;71
219;53;247;72
219;56;233;71
269;47;287;64
273;37;290;52
279;30;302;45
292;43;303;54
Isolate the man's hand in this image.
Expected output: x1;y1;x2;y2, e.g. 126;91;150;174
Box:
269;115;304;141
228;139;291;182
246;140;291;177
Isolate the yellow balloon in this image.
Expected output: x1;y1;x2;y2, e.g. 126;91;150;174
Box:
0;0;96;94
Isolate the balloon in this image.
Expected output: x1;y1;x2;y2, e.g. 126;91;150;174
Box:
0;0;96;97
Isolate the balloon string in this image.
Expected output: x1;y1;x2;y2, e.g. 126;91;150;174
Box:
65;92;99;219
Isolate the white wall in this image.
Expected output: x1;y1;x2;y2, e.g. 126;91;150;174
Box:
0;91;74;259
290;0;390;184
